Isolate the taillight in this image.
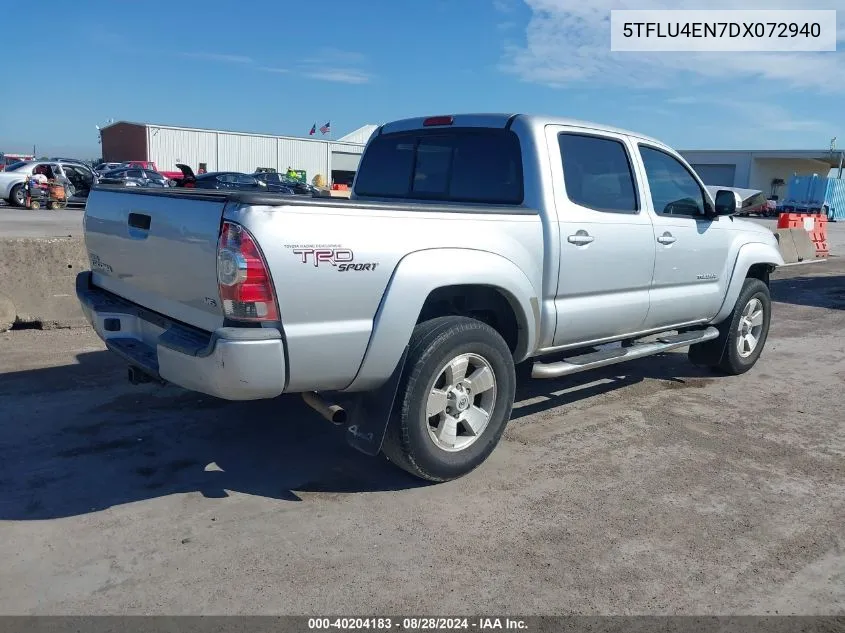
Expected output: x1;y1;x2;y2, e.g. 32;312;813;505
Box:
217;221;279;322
423;115;454;126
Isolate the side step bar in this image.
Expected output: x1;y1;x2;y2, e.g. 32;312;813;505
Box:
531;326;720;379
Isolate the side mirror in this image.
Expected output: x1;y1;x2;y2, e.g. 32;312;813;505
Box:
714;189;742;216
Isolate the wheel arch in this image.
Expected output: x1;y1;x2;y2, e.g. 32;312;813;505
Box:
342;248;540;393
712;241;782;325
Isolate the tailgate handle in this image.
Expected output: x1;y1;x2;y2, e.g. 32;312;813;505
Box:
128;213;151;231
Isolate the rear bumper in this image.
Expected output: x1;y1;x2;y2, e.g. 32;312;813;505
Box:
76;272;286;400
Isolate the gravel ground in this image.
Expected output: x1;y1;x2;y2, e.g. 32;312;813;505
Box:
1;260;844;616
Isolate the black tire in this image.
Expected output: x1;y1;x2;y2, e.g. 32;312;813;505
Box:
688;278;771;375
9;184;25;208
381;316;516;482
29;200;40;210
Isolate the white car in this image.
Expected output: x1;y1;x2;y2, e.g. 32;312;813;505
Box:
0;160;96;207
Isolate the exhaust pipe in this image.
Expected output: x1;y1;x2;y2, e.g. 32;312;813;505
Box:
302;391;347;426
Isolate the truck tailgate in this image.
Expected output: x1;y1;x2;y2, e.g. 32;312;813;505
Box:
83;188;227;332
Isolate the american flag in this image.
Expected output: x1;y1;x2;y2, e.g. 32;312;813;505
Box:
319;121;331;135
309;123;316;136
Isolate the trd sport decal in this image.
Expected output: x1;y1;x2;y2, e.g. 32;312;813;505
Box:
286;245;379;272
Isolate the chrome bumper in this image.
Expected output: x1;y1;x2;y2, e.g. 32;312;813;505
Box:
75;272;286;400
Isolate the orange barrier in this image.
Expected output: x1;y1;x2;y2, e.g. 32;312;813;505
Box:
776;213;828;257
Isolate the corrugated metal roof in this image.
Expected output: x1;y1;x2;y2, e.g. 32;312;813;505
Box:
101;120;366;148
338;124;379;144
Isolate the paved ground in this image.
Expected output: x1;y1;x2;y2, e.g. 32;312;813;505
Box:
0;207;84;238
1;256;844;614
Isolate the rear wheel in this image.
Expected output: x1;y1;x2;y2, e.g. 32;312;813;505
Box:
381;316;516;482
10;184;25;207
689;278;771;375
29;200;40;210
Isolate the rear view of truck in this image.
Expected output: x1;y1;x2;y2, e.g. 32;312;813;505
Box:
78;188;288;400
78;114;568;484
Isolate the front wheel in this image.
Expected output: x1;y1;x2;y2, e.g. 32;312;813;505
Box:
381;316;516;482
689;278;772;375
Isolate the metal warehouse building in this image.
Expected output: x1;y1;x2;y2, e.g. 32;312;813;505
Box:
678;149;843;199
100;121;377;185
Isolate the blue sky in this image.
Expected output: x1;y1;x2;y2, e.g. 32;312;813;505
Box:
1;0;843;158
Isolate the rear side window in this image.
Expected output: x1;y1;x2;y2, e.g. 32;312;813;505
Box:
558;133;638;214
354;128;524;205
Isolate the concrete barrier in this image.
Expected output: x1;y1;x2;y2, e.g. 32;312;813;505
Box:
0;237;88;330
774;228;823;264
790;227;820;261
775;229;799;264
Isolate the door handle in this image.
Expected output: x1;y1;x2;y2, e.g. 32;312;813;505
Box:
657;232;676;245
128;212;151;230
567;230;594;246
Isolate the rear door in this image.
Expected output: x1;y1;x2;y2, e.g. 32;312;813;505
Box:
545;126;656;346
635;143;735;328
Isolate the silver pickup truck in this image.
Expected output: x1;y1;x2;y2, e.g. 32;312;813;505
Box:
76;113;784;482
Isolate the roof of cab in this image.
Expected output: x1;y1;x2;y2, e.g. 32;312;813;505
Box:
378;113;668;148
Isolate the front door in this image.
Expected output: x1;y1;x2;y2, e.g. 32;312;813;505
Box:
547;127;656;346
635;143;735;329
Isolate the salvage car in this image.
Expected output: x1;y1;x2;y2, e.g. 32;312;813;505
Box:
173;164;295;194
76;113;784;482
96;167;171;188
1;160;96;207
252;171;317;195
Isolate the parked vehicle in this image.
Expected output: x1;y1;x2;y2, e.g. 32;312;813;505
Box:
0;153;35;171
173;164;293;194
253;171;316;195
96;167;171;188
48;157;90;166
707;186;772;218
119;160;183;181
94;162;124;176
76;113;784;482
1;160;97;207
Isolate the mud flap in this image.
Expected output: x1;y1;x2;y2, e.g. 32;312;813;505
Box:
687;323;729;367
344;346;409;456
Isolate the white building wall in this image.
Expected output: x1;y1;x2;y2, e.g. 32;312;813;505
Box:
748;158;831;196
144;125;369;181
678;151;754;188
148;127;219;173
276;138;329;182
217;133;278;173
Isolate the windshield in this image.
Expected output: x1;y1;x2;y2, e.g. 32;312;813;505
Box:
4;161;28;172
354;127;524;204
